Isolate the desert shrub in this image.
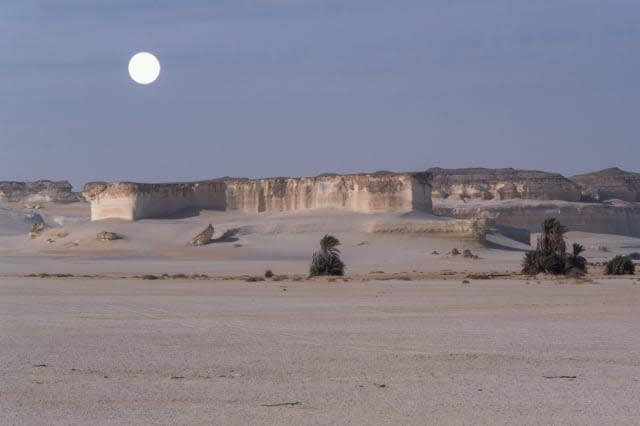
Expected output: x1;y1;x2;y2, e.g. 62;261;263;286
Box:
245;275;265;282
604;255;635;275
309;235;345;277
264;269;274;278
171;273;188;279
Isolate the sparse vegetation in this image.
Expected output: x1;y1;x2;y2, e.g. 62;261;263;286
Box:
245;275;265;282
566;243;587;274
522;218;587;275
604;255;635;275
309;235;345;277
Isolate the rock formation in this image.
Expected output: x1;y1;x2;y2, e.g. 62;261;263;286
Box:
28;222;45;239
0;207;44;236
427;168;581;201
96;231;121;241
0;180;82;204
83;172;433;221
190;224;214;246
570;168;640;202
433;200;640;237
367;217;495;241
427;167;640;237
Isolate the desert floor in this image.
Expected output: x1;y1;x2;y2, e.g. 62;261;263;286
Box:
1;203;640;424
2;277;640;425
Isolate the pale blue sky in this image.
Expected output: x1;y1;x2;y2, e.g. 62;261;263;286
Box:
2;0;639;188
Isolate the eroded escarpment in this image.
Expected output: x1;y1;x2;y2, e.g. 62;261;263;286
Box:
427;168;581;201
433;199;640;237
570;168;640;202
0;180;82;204
82;172;433;221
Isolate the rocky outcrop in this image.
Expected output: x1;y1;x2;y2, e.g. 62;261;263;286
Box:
427;168;581;201
367;217;495;241
28;222;45;239
0;180;82;204
96;231;121;241
427;167;640;236
82;173;433;221
0;207;44;236
190;224;214;246
82;180;228;221
570;168;640;202
433;199;640;237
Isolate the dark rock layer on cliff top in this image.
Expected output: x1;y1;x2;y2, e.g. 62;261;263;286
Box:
426;167;581;202
570;167;640;202
0;180;82;203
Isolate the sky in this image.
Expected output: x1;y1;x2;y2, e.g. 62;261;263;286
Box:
1;0;639;189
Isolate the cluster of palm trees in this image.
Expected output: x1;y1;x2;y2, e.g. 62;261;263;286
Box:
522;218;587;275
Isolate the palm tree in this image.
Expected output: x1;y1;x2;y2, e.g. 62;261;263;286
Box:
566;243;587;274
310;234;345;276
537;218;567;257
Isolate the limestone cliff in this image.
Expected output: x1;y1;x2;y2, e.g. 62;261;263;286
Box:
433;199;640;237
83;173;433;221
0;180;83;204
570;168;640;202
427;168;581;201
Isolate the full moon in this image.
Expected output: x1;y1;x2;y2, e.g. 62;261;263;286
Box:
128;52;161;85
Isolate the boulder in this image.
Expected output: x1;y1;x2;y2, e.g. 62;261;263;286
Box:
462;249;478;259
447;248;460;256
97;231;121;241
28;222;45;239
190;224;214;246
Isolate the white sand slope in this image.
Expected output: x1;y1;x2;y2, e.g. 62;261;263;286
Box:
1;202;639;278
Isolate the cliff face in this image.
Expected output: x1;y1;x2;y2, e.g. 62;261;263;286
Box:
0;180;82;204
225;174;432;213
83;173;433;221
433;200;640;237
570;168;640;202
82;180;227;221
427;168;581;201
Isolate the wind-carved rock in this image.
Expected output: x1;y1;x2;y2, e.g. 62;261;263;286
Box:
28;222;45;239
190;224;214;246
82;172;433;221
570;168;640;202
428;168;581;201
97;231;121;241
0;180;82;204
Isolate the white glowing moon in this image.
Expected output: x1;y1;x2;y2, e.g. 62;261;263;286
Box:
128;52;161;85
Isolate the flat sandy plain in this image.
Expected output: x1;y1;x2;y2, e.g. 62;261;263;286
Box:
1;203;640;425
